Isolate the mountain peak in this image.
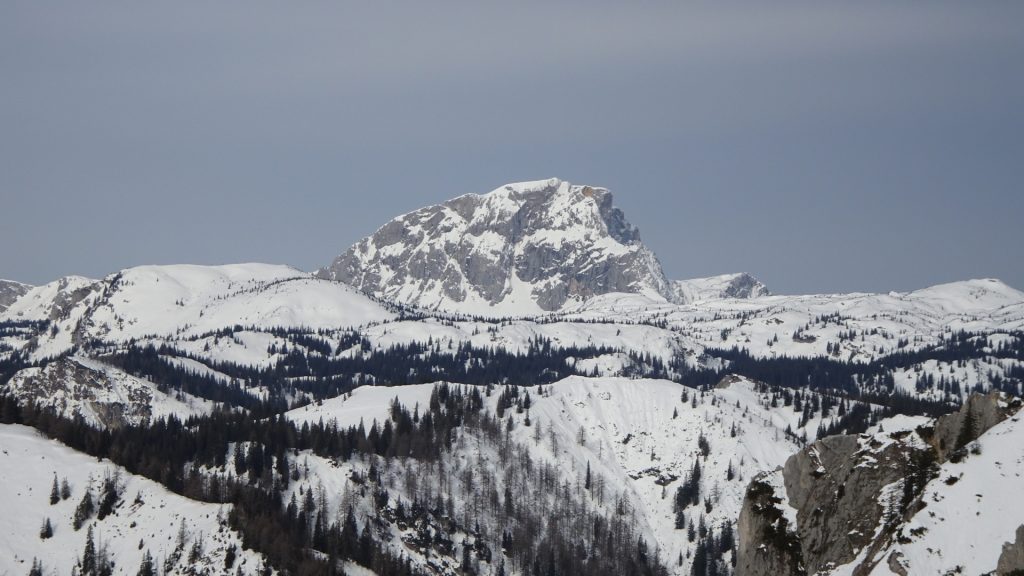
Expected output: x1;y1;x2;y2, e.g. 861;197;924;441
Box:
317;179;673;314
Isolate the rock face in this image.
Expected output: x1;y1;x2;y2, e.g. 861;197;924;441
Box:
737;430;913;576
317;178;674;314
924;390;1010;462
0;279;32;314
998;525;1024;575
736;473;806;576
737;393;1021;576
2;357;207;428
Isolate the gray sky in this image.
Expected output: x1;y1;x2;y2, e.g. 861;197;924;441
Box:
2;1;1022;294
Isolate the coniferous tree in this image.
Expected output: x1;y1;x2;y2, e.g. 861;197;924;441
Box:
137;550;155;576
40;518;53;540
50;475;60;505
61;477;71;500
73;488;94;531
956;406;976;452
97;474;120;520
81;525;97;576
224;545;237;570
691;538;707;576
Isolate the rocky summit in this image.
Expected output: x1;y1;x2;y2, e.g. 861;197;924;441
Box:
317;178;675;314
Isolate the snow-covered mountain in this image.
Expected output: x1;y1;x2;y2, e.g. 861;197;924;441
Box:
672;273;770;303
317;178;675;315
0;263;395;361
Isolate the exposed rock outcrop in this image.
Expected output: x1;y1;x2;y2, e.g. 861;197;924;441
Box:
737;473;806;576
1;356;203;429
998;525;1024;575
922;390;1009;462
738;393;1022;576
0;279;32;313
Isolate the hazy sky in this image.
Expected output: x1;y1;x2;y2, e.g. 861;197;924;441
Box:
2;2;1022;294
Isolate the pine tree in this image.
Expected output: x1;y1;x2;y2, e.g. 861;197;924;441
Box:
74;488;94;530
690;538;707;576
503;484;515;518
61;478;71;500
97;474;119;520
28;559;44;576
188;538;203;564
82;525;97;576
137;550;155;576
50;475;60;505
40;518;53;540
956;405;976;452
224;544;238;570
585;462;592;491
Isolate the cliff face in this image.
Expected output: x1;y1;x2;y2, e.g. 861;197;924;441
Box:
998;526;1024;575
736;472;806;576
738;393;1023;576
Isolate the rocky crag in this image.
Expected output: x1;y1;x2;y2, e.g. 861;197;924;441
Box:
738;392;1024;575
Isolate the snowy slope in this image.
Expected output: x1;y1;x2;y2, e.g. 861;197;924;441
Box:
0;424;267;575
288;383;438;429
848;409;1024;575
